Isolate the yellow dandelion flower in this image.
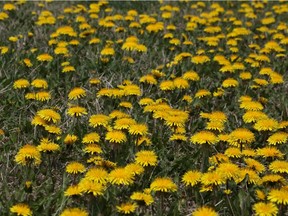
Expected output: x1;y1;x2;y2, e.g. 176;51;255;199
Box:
236;168;260;184
173;77;189;89
268;187;288;205
228;128;255;146
78;178;106;196
64;185;82;197
192;206;218;216
256;189;266;200
109;167;134;185
83;144;102;155
269;160;288;174
244;158;265;173
191;55;210;64
105;130;127;143
89;114;110;128
15;144;41;166
242;111;268;123
13;79;30;89
201;171;225;186
257;147;284;158
261;174;285;185
68;87;86;100
66;162;86;174
206;121;225;132
159;80;175;91
253;202;278;216
254;118;279;131
67;106;87;117
85;167;108;183
44;125;62;135
37;138;60;153
150;177;177;192
222;78;239;88
114;118;136;130
239;72;252;80
35;91;51;101
116;202;138;214
10;203;32;216
267;132;288;145
60;208;88;216
109;110;130;119
31;79;48;89
169;133;187;141
140;74;157;85
129;124;148;136
135;150;157;167
125;163;144;176
195;89;211;98
82;132;100;144
37;53;53;62
240;100;264;111
191;131;218;145
182;170;202;187
101;47;115;56
62;65;75;73
224;147;242;158
37;109;60;123
131;192;154;205
64;134;78;145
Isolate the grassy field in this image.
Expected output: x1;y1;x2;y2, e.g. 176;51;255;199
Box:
0;0;288;215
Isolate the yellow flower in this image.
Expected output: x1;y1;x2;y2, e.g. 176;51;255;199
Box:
129;124;148;136
257;147;284;158
244;158;265;173
68;87;86;100
267;132;288;145
89;114;110;128
139;74;157;85
173;77;189;89
78;178;106;196
190;131;218;145
64;185;82;197
125;163;144;176
216;162;240;180
15;144;41;166
37;109;61;123
83;143;102;154
82;132;100;144
192;206;218;216
13;79;30;89
191;55;210;64
195;89;211;98
60;208;88;216
222;78;239;88
160;80;175;91
37;53;53;62
67;106;87;117
150;177;177;192
239;72;252;80
62;65;75;73
182;170;202;186
64;134;78;145
269;160;288;173
130;192;154;205
23;58;33;67
114;118;136;130
200;111;227;122
201;171;225;186
66;162;86;174
254;118;279;131
242;111;268;123
105;130;127;143
31;79;48;89
253;202;278;216
116;202;138;214
224;147;242;158
268;187;288;205
101;47;115;56
240;100;264;111
10;203;32;216
85;167;108;183
37;138;60;153
35;91;51;101
135;150;157;167
108;167;134;185
228;128;255;146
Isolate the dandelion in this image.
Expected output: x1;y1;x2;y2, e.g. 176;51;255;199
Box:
108;167;134;185
254;119;279;131
268;187;288;205
116;202;138;214
10;203;32;216
13;79;30;89
150;177;177;192
64;185;82;197
64;134;78;145
35;91;51;101
45;125;62;135
85;167;108;183
192;206;218;216
201;171;226;186
15;144;41;166
62;65;75;73
253;202;278;216
60;208;88;216
68;87;86;100
67;106;87;117
242;111;268;123
105;130;127;143
195;89;211;98
37;138;60;153
125;163;144;176
228;128;255;146
37;53;53;62
222;78;239;88
182;170;202;186
135;150;157;167
31;79;48;89
114;118;137;130
191;131;218;145
267;132;288;145
159;80;175;91
269;160;288;173
37;109;61;123
256;147;284;158
240;100;264;111
78;178;106;196
82;132;100;144
129;124;148;136
131;192;154;205
83;144;102;154
66;162;86;174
